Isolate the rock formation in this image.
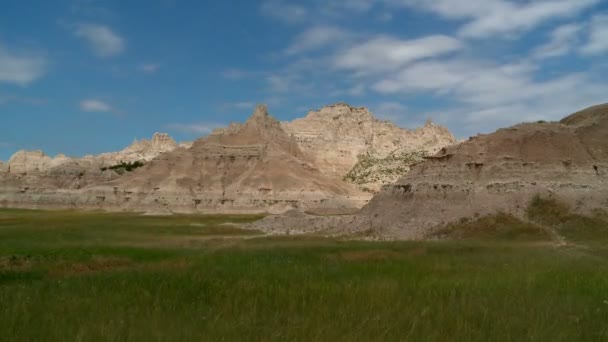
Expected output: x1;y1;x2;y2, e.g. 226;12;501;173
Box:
251;104;608;239
0;103;456;214
6;150;54;175
5;132;179;177
0;106;368;214
95;133;179;166
89;105;367;214
282;103;456;191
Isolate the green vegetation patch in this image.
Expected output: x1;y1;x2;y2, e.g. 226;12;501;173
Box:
2;209;608;340
526;195;608;244
100;160;146;173
434;213;552;241
344;150;426;188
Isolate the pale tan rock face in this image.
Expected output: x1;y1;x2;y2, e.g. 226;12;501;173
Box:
7;150;53;174
0;161;7;173
0;103;456;214
6;132;180;175
97;132;179;165
248;104;608;238
94;105;368;214
282;103;456;191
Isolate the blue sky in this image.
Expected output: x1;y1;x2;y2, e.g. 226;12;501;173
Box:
1;0;608;161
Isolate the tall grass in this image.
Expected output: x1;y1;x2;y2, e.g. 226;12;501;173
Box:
1;209;608;341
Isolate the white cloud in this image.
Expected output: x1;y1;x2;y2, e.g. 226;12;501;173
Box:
137;63;160;73
75;24;125;57
286;26;351;55
166;123;224;135
581;14;608;55
80;99;112;112
0;44;47;86
533;23;583;59
260;1;308;24
249;0;606;137
334;35;463;73
371;57;608;133
397;0;599;39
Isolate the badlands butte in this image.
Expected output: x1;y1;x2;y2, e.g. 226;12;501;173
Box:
2;102;608;240
0;103;455;215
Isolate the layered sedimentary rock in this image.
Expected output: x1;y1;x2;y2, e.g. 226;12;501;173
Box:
0;132;184;208
5;132;180;177
355;104;608;239
89;105;367;214
0;103;456;214
95;133;179;165
282;103;456;191
1;106;368;214
250;104;608;239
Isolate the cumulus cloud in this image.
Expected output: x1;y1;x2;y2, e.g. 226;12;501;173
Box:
286;26;351;55
533;23;583;59
334;35;463;73
75;24;125;57
396;0;599;38
0;44;47;86
250;0;606;137
372;58;608;133
581;14;608;55
80;99;113;112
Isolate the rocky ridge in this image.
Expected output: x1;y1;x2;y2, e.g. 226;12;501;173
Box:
0;105;368;214
250;104;608;239
0;103;456;214
89;105;367;214
282;103;456;191
5;132;180;177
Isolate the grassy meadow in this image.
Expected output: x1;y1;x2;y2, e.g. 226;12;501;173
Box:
1;206;608;341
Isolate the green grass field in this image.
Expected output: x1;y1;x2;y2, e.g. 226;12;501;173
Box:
2;207;608;341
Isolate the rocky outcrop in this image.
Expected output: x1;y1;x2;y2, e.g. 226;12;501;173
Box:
4;132;180;177
249;103;608;239
282;103;456;191
352;104;608;239
83;105;367;214
95;133;179;166
0;132;184;197
6;150;53;174
343;151;427;192
0;103;456;214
